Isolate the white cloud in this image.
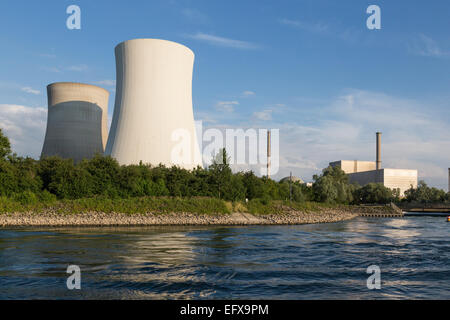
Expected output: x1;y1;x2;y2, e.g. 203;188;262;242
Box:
279;18;329;34
186;33;260;49
242;90;255;96
196;112;217;124
253;109;273;121
409;34;450;58
67;64;88;72
200;90;448;189
279;18;360;43
182;8;208;23
21;87;41;95
41;66;61;73
280;155;318;171
273;90;450;189
215;101;239;112
0;104;47;158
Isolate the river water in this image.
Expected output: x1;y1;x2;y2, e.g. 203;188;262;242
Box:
0;216;448;299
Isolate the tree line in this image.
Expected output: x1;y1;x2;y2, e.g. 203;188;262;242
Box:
0;128;448;205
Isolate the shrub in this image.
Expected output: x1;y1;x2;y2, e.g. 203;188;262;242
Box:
79;154;120;196
0;128;11;160
38;190;58;204
404;180;447;203
13;190;38;205
247;198;273;214
353;183;394;204
232;202;248;213
0;160;18;196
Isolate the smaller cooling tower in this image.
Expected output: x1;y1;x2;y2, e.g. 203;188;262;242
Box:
41;82;109;163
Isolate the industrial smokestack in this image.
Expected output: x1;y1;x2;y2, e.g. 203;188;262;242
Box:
448;168;450;193
376;132;382;170
267;130;271;179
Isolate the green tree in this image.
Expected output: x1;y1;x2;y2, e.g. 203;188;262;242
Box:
242;171;265;200
165;165;193;197
312;166;355;204
278;179;307;202
0;160;18;196
404;180;447;203
0;128;11;160
208;149;233;199
224;173;246;201
79;154;120;197
189;166;214;197
291;183;306;202
38;157;93;199
260;177;281;200
354;183;394;204
118;164;151;197
8;156;42;194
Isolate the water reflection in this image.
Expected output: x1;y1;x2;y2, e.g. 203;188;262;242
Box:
0;217;449;299
382;218;421;239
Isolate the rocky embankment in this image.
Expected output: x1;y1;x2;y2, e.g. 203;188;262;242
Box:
0;206;377;227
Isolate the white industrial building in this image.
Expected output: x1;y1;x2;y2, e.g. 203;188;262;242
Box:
330;133;418;196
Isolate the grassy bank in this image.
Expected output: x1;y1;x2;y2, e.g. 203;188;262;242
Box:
0;195;344;215
0;196;229;215
246;199;342;215
0;197;362;227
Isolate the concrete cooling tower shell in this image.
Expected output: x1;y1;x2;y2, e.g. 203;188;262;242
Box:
41;82;109;163
105;38;202;169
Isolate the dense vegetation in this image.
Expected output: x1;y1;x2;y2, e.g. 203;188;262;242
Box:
0;128;448;213
404;181;448;203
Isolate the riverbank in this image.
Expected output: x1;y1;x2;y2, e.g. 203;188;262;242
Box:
0;210;359;227
0;205;398;227
0;197;400;227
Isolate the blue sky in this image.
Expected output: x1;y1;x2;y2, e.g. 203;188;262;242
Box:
0;0;449;189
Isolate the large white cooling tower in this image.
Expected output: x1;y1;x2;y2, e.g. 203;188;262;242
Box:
105;39;202;169
41;82;109;163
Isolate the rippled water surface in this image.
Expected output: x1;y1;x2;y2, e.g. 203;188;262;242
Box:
0;216;449;299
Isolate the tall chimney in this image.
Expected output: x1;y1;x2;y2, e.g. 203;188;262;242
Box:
376;132;382;170
267;130;271;179
448;168;450;193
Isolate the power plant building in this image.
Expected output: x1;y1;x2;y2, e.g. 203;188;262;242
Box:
41;82;109;163
279;176;305;184
344;168;417;196
105;39;202;169
330;132;418;196
329;160;376;174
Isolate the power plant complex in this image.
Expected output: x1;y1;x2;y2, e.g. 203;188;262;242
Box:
38;38;423;195
330;132;418;196
40;39;201;169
